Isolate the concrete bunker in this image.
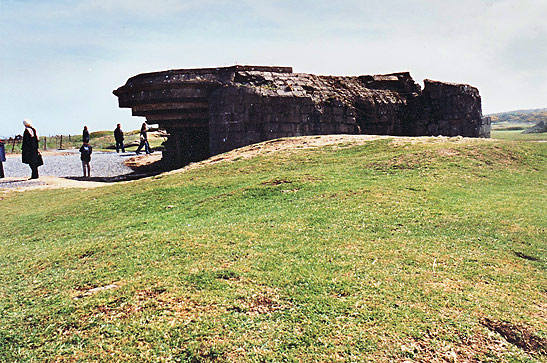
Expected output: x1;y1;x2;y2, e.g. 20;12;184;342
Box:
113;65;489;168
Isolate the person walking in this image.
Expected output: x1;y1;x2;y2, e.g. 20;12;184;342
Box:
135;122;151;155
79;140;92;177
114;123;125;153
22;119;43;179
82;125;90;143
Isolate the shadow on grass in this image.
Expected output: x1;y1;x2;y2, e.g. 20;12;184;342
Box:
63;158;172;183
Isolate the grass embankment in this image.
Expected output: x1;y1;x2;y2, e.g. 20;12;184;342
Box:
0;138;545;362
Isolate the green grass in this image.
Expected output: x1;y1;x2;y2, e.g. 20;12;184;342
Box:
491;118;546;142
0;138;546;362
491;130;546;142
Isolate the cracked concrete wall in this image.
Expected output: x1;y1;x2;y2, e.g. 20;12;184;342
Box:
114;65;489;167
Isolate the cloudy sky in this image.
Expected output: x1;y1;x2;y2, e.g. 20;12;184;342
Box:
1;0;546;136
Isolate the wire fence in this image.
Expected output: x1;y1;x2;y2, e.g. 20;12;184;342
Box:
1;129;167;154
0;135;79;153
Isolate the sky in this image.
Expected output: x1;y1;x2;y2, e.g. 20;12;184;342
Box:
1;0;546;137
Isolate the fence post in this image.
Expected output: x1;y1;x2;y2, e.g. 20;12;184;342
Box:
12;138;16;152
44;136;47;150
60;135;63;149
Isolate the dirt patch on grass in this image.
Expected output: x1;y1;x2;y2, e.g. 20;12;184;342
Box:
460;145;526;169
436;148;461;157
534;302;547;321
261;177;294;186
123;153;162;169
481;317;547;355
401;329;523;362
226;283;292;316
231;293;289;315
80;287;218;325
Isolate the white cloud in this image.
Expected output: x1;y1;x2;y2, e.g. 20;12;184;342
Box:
0;0;545;136
81;0;209;14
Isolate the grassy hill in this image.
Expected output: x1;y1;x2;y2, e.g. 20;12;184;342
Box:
488;108;547;127
0;136;545;362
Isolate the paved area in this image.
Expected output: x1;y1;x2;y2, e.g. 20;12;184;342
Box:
0;179;46;188
0;176;110;191
2;150;135;178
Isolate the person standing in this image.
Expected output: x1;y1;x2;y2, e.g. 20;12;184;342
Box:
22;119;43;179
114;123;125;153
135;122;151;155
82;126;90;143
0;140;6;178
79;140;92;177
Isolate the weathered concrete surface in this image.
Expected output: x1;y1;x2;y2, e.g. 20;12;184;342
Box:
523;120;547;134
113;65;489;167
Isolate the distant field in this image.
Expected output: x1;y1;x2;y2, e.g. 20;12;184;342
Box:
0;136;545;362
488;107;546;141
491;130;546;142
491;123;531;131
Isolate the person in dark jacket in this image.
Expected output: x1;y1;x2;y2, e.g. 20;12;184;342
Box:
82;126;90;143
135;122;151;155
79;141;92;177
114;123;125;153
22;119;42;179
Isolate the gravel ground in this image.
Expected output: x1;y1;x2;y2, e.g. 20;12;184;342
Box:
2;150;135;178
0;179;47;188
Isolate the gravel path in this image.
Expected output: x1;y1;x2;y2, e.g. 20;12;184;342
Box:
2;150;135;178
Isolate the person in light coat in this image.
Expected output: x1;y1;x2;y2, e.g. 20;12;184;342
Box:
135;122;151;155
